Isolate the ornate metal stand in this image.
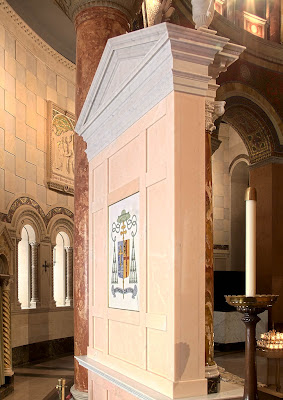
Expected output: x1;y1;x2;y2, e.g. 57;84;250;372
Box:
225;295;278;400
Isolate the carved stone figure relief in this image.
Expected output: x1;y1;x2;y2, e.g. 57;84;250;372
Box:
47;102;75;195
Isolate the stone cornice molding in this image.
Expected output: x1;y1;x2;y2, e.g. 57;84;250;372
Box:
209;41;246;79
0;1;75;73
211;12;283;71
248;156;283;169
55;0;143;22
76;23;241;161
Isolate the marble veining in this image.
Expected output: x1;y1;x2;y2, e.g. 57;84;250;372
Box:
214;310;268;344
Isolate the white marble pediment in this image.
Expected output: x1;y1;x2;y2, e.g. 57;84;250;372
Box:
76;23;232;161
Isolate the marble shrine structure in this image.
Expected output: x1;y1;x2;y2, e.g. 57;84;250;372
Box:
73;18;244;398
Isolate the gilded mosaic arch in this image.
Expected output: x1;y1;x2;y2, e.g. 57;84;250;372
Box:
217;83;283;149
218;96;280;164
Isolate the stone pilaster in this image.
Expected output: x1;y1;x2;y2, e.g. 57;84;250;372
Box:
2;279;13;377
65;247;73;306
30;242;39;308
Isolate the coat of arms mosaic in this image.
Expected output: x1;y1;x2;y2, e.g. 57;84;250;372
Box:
47;102;75;195
109;193;139;311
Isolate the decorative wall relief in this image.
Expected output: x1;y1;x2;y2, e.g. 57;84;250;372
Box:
47;102;75;195
109;193;139;311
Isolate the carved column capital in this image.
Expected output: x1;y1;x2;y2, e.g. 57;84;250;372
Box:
205;100;225;134
2;278;10;290
55;0;143;23
191;0;215;29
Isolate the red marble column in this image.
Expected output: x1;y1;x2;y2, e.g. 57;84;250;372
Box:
205;131;214;367
73;6;129;393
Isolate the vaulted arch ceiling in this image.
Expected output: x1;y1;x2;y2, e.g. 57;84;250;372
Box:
6;0;76;62
222;96;282;164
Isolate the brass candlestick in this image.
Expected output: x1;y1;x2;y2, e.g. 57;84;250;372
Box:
225;295;278;400
56;378;66;400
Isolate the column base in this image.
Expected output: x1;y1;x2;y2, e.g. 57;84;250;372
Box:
29;300;40;309
65;299;73;307
12;300;22;311
4;368;14;377
70;385;88;399
49;299;57;309
206;363;220;394
0;374;14;399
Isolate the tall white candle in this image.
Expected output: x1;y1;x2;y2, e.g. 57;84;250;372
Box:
245;187;257;297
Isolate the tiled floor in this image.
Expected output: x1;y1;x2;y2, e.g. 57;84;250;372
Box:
216;350;283;390
2;351;282;399
4;355;74;400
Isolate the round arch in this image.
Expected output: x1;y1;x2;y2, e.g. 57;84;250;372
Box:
11;206;47;242
48;216;74;247
217;82;283;146
229;154;250;175
218;96;279;164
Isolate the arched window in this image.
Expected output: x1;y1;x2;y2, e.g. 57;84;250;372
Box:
18;225;36;309
53;231;72;307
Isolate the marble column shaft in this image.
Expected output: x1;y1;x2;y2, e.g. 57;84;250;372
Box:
14;238;21;309
65;247;73;305
50;245;56;308
30;242;39;304
74;6;129;393
2;280;12;376
205;130;214;366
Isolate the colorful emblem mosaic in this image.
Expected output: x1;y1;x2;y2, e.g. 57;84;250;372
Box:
109;193;139;311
